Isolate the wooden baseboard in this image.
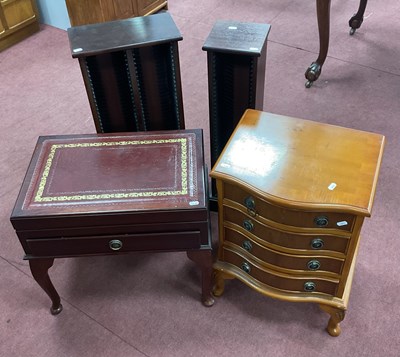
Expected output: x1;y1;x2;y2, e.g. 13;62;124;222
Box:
0;20;40;52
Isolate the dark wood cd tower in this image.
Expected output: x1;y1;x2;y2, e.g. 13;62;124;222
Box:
67;12;184;133
202;21;270;209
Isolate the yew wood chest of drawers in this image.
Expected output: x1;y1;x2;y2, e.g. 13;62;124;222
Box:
210;109;385;336
10;130;214;314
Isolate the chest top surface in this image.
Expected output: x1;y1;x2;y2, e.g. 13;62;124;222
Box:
210;109;385;215
12;130;206;218
67;12;182;58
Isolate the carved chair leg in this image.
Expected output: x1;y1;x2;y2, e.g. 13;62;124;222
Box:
29;259;63;315
319;304;346;337
187;250;215;307
305;0;331;88
349;0;368;35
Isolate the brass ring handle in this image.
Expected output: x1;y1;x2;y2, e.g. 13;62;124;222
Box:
307;260;321;271
311;238;324;249
243;220;254;232
244;196;256;210
314;216;329;227
304;281;316;292
241;262;251;274
109;239;123;251
242;240;253;252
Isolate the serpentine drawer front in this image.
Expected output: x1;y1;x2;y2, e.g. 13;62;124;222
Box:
210;109;385;337
223;205;350;254
10;130;215;314
224;228;344;275
222;247;339;296
224;183;356;231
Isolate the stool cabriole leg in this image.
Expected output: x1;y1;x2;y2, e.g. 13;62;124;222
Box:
29;259;63;315
187;250;215;307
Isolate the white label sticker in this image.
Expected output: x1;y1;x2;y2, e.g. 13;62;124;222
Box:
73;48;83;53
189;201;199;206
337;221;348;227
228;26;237;30
328;182;337;190
249;47;259;51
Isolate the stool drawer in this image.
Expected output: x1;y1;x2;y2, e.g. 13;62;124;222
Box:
26;231;201;257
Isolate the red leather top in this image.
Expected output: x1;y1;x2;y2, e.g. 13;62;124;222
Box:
12;130;206;218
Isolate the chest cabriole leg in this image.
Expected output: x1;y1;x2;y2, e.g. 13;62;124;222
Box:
319;304;346;337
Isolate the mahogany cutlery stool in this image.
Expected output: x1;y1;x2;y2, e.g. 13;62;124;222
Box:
10;129;214;314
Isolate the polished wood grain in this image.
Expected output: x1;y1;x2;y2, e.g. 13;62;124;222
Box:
0;0;39;52
212;109;385;215
211;109;385;336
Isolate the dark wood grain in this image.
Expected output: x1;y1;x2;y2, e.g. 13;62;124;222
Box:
68;12;185;133
203;21;270;208
68;12;181;58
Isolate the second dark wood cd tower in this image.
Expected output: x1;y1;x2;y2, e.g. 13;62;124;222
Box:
67;12;184;133
202;20;270;209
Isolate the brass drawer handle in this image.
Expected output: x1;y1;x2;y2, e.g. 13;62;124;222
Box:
243;220;254;232
244;196;255;210
307;260;321;271
314;216;329;227
311;238;324;249
304;281;316;292
242;240;253;252
241;261;251;274
109;239;123;251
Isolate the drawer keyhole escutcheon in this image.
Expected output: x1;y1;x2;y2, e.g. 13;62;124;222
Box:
109;239;123;251
314;216;329;227
242;240;253;252
241;261;251;274
304;281;316;292
243;220;254;232
311;238;324;249
307;260;321;271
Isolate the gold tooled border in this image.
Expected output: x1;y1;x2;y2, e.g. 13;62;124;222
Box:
34;139;188;202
